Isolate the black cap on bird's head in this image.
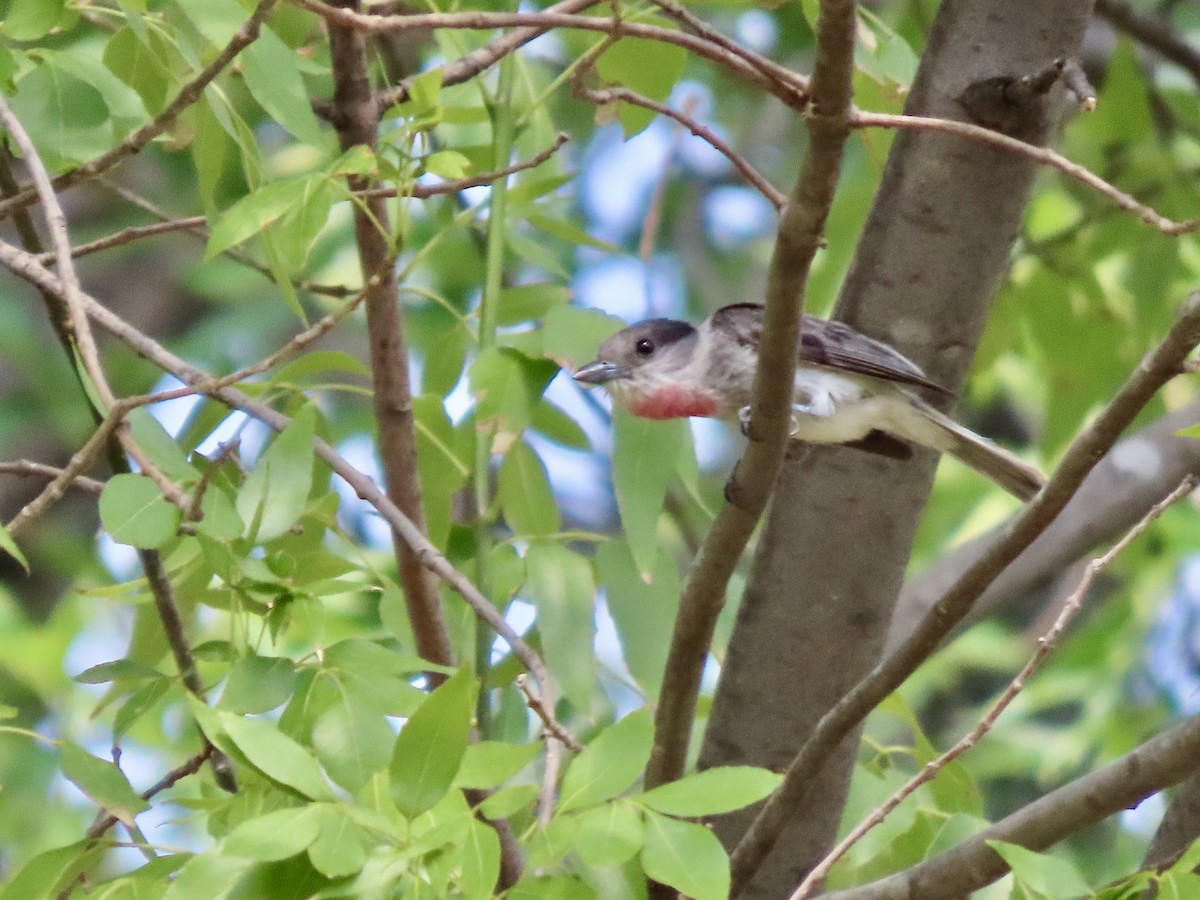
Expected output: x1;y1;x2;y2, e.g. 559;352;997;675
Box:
573;318;698;385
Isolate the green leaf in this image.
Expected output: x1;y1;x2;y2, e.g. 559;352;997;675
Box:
531;400;591;451
236;405;316;543
477;783;540;819
559;709;653;813
390;666;474;818
0;520;29;573
127;409;200;484
73;659;163;684
499;440;560;537
596;34;687;137
308;805;368;878
1176;422;1200;439
271;349;371;384
986;840;1092;897
8;63;110;170
218;655;297;714
460;817;501;900
595;540;679;699
175;0;246;46
612;409;687;577
507;876;598;900
114;678;170;740
575;801;645;867
223;806;322;861
60;742;150;826
104;26;173;114
414;394;470;549
469;347;559;435
240;26;326;147
454;740;541;790
33;49;148;132
311;687;394;792
640;810;730;900
425;150;471;179
541;304;624;369
0;842;103;900
526;815;581;869
206;178;307;259
99;474;181;549
1;0;65;40
637;766;781;817
213;708;336;801
163;852;252;900
523;543;595;709
497;283;572;326
527;213;619;252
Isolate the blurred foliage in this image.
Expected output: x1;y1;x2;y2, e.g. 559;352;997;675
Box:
0;0;1197;897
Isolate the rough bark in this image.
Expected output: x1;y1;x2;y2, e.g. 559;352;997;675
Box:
698;2;1094;896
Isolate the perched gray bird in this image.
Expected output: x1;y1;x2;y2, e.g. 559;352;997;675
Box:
573;302;1044;501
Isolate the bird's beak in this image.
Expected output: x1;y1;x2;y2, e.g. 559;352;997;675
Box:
573;359;626;385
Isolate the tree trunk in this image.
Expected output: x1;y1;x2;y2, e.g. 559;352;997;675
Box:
698;1;1094;895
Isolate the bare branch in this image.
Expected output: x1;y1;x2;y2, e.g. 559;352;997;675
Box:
328;0;455;678
851;111;1200;236
0;461;104;494
86;745;215;840
728;293;1200;893
572;77;786;210
292;0;808;114
644;0;858;795
792;476;1197;899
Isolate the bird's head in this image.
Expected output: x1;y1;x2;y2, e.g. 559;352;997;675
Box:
573;318;720;420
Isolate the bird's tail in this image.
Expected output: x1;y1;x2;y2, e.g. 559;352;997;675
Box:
891;396;1045;502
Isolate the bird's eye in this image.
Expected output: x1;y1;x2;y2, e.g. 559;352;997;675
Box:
635;338;655;356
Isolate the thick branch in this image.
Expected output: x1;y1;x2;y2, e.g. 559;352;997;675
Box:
824;707;1200;899
328;0;454;672
643;0;857;793
888;401;1200;653
793;477;1196;899
728;294;1200;892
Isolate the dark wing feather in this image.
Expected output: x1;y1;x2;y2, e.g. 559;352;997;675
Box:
711;303;952;395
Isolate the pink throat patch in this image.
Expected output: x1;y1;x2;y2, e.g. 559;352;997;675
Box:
627;384;720;420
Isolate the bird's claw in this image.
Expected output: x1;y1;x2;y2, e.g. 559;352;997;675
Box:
739;404;814;438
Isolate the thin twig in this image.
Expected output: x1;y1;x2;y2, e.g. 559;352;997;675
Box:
649;0;809;103
0;461;104;494
574;80;786;211
791;475;1198;899
851;111;1200;236
358;132;571;199
0;0;279;223
0;98;192;517
517;674;584;753
58;136;569;268
291;0;808;114
33;216;207;264
85;745;215;840
729;293;1200;894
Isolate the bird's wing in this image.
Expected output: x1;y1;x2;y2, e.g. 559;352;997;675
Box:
711;303;951;395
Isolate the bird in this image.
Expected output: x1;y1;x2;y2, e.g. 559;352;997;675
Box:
573;302;1044;501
